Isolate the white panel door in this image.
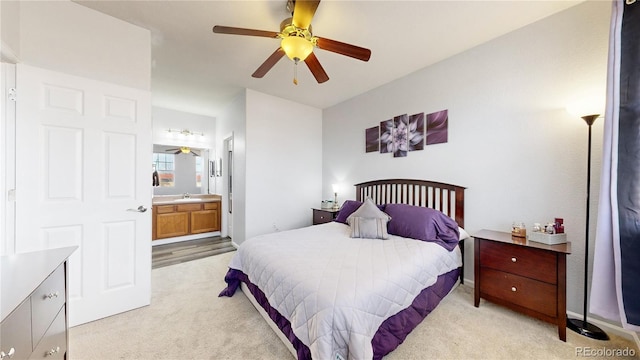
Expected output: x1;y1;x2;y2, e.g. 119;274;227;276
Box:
15;64;152;326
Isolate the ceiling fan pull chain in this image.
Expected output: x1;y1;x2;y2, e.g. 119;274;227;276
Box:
293;59;299;85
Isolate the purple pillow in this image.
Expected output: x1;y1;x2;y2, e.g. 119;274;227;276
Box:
334;200;385;224
384;203;460;251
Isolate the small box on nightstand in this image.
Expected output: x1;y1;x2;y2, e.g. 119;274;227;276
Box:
528;232;568;245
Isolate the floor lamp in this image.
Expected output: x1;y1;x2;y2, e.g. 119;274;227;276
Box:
566;114;609;340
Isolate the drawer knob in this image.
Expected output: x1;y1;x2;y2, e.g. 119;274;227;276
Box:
46;347;60;356
511;257;517;263
1;348;15;359
45;291;59;299
511;286;517;292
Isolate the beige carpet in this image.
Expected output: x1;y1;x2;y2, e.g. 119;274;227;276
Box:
70;252;639;359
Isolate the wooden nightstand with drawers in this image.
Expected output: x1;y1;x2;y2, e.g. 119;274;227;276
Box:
312;208;339;225
474;229;571;341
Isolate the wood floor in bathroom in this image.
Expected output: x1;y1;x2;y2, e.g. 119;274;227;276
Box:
152;236;235;269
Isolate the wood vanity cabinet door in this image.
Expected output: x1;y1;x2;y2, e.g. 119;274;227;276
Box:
156;212;189;239
191;210;219;233
203;202;221;232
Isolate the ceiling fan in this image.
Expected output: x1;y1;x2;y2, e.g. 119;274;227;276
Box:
212;0;371;85
165;147;200;156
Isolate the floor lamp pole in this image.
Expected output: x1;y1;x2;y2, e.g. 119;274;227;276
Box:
567;114;609;340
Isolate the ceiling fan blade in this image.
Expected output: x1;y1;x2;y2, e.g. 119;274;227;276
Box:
174;150;181;154
190;151;200;156
212;25;279;38
252;48;286;78
292;0;320;29
316;37;371;62
304;52;329;83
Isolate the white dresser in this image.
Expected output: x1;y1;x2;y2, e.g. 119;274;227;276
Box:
1;246;77;360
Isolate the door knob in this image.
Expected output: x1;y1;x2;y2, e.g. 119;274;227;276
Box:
127;206;147;213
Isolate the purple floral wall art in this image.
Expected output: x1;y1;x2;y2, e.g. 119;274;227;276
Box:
380;119;394;154
366;109;448;157
408;112;425;151
426;110;448;145
393;114;408;158
365;126;379;153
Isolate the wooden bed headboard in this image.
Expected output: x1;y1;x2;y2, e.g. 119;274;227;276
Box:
354;179;466;228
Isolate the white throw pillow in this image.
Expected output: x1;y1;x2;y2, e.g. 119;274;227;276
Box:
346;197;391;239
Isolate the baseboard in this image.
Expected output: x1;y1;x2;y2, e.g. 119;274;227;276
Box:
151;231;222;246
567;310;640;346
231;240;240;249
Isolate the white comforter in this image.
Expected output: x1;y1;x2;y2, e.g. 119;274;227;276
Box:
229;222;462;360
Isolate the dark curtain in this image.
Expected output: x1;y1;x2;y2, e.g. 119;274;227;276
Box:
617;0;640;327
592;0;640;331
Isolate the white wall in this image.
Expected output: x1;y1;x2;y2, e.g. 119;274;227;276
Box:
215;89;323;245
322;1;610;317
216;91;247;242
245;89;322;240
1;0;20;62
152;107;215;149
17;1;150;90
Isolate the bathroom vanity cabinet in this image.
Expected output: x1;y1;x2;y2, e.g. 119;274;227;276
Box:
152;197;221;240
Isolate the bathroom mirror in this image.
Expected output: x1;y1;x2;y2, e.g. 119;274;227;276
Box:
152;144;210;195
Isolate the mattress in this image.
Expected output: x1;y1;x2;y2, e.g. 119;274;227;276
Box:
220;221;462;360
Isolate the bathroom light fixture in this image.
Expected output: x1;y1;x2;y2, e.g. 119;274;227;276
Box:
166;128;204;137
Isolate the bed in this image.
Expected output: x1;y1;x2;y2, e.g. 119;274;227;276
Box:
219;179;467;360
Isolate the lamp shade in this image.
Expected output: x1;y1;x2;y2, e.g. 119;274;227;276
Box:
566;95;605;119
281;36;313;61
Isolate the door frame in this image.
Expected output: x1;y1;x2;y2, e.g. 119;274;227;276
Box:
223;134;233;241
1;62;16;256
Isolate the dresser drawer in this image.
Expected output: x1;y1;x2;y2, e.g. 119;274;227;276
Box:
313;209;337;225
176;203;202;212
29;308;66;360
156;205;175;214
480;267;557;317
203;202;219;210
480;240;557;284
0;298;32;359
31;266;65;344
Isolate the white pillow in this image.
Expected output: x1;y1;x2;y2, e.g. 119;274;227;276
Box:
346;197;391;240
459;227;471;241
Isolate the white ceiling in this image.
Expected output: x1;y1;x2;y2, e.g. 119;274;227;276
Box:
74;0;582;118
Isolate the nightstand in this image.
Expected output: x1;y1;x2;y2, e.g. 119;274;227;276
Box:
312;208;339;225
474;229;571;341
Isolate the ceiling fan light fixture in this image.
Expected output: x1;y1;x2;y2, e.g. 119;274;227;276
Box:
180;146;191;154
281;35;313;61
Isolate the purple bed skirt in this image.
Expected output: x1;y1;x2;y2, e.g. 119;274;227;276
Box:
219;267;461;360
